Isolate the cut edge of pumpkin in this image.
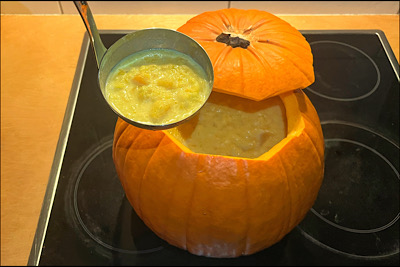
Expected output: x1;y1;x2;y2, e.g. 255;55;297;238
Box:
257;91;305;160
163;90;305;160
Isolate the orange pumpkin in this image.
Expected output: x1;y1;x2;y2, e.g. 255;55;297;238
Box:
177;8;315;101
112;8;324;258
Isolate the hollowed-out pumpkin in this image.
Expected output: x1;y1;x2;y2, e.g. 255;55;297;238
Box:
112;8;324;258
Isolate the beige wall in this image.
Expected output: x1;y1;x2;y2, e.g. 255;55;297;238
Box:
1;1;399;15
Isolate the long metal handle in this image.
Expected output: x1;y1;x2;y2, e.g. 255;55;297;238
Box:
74;1;107;68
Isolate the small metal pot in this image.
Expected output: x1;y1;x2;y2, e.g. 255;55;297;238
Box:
74;1;214;130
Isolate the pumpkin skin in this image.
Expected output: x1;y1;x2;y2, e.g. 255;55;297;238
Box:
177;8;315;101
112;89;324;258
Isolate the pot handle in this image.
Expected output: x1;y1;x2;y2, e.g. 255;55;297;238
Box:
74;1;107;69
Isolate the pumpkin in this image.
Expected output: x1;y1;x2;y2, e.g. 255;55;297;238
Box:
112;8;324;258
176;8;315;101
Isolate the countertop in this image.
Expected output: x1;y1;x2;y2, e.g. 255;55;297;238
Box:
1;14;399;266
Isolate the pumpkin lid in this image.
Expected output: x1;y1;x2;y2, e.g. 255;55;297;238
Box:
177;8;315;101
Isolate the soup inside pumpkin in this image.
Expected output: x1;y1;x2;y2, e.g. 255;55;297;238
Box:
167;92;287;158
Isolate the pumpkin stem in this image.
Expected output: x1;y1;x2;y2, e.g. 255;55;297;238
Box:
216;33;250;49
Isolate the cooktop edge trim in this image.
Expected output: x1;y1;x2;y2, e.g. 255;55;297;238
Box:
27;33;91;266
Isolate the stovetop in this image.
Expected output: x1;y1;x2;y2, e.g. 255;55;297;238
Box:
28;30;399;266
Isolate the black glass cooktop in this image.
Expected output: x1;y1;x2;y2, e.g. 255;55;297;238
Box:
28;30;399;266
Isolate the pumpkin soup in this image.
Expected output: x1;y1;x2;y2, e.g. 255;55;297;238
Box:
105;49;211;125
167;92;287;158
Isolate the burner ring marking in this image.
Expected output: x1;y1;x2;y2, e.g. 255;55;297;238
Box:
306;40;381;102
73;139;163;254
312;136;399;234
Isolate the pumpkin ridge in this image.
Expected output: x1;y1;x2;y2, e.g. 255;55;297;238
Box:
121;128;142;174
121;130;141;208
256;38;312;66
284;54;314;85
263;43;314;86
241;159;251;255
113;120;135;162
257;31;311;51
246;46;275;91
112;124;125;170
160;152;184;242
219;9;235;31
223;8;265;35
182;152;199;251
119;128;147;217
213;45;233;76
255;28;304;39
246;18;274;33
302;116;325;164
238;50;245;94
294;91;323;138
192;21;223;36
301;112;324;143
185;155;206;254
279;41;312;66
183;12;226;35
113;121;132;191
302;124;323;168
138;133;169;225
276;154;293;240
247;46;273;72
255;32;312;63
113;119;129;149
257;38;285;48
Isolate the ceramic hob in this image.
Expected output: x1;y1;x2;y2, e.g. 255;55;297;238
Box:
28;30;399;266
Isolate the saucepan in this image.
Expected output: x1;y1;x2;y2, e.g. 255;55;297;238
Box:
74;1;214;130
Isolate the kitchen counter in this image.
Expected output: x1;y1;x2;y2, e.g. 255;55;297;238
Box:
1;14;399;266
